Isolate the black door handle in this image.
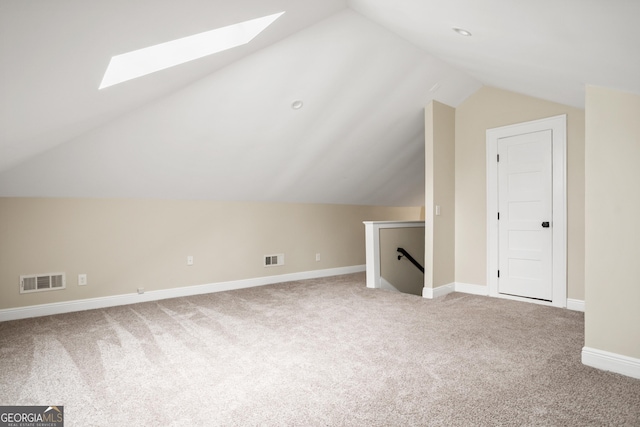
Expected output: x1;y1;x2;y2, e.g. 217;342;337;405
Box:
542;222;550;228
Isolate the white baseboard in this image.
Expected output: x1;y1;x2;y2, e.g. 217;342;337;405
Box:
0;265;366;322
453;283;585;312
567;298;585;312
454;282;489;296
422;283;455;299
582;347;640;380
423;282;487;299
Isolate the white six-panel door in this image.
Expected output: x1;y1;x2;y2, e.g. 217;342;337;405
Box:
497;130;553;301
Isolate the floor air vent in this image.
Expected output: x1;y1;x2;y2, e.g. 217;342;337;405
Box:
264;254;284;267
20;273;66;294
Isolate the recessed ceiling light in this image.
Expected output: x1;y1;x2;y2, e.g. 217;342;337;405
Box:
291;100;303;110
99;12;285;89
453;27;472;37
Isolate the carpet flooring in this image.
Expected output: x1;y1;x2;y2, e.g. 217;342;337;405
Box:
1;273;639;426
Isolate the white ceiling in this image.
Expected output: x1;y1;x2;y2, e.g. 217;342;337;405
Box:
0;0;347;172
350;0;640;109
1;0;638;205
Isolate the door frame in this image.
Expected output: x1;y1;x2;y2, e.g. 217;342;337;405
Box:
486;114;567;308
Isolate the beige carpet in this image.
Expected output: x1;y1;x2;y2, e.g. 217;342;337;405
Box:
1;273;639;426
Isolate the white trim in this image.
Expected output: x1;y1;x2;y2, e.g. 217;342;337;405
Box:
453;283;586;312
363;221;425;289
363;221;426;226
567;298;585;312
582;347;640;380
454;282;489;296
0;265;365;322
422;283;455;299
487;114;567;308
364;222;380;289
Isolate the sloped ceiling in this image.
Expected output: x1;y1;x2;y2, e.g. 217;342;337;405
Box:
350;0;640;109
0;0;348;172
1;0;638;205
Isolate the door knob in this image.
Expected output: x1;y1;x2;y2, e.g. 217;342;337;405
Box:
542;221;550;228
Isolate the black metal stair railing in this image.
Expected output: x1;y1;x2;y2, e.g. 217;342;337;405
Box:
397;247;424;273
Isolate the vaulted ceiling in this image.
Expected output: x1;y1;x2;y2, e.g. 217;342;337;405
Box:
1;0;638;205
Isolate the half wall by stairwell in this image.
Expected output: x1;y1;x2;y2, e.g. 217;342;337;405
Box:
363;221;425;296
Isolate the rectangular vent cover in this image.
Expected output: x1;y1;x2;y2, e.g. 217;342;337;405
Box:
264;254;285;267
20;273;66;294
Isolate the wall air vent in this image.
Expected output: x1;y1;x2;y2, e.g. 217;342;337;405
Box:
264;254;285;267
20;273;66;294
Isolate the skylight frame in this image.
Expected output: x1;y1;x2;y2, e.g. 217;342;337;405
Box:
99;11;285;89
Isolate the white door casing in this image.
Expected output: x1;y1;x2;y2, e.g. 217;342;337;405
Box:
487;115;567;307
498;130;553;300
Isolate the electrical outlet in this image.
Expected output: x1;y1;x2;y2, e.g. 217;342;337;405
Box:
78;274;87;286
315;253;321;262
137;287;144;294
187;256;194;266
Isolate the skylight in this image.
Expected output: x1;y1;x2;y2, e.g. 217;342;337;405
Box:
99;12;285;89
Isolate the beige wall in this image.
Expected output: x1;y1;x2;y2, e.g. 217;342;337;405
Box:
584;86;640;359
455;86;586;300
425;101;456;288
380;227;425;296
0;198;421;310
